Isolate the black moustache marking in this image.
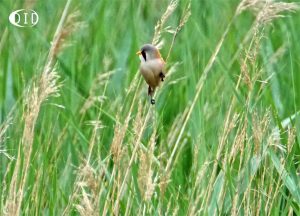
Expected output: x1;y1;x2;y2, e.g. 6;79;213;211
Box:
141;50;146;61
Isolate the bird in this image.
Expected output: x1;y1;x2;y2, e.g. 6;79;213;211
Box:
136;44;165;105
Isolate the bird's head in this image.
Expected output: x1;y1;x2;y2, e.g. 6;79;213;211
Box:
136;44;161;62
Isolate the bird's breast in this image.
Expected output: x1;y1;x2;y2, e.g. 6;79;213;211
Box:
139;59;164;87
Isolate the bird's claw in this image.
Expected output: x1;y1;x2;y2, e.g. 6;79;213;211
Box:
151;99;155;105
159;72;165;82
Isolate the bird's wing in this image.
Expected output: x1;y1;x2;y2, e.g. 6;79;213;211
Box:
147;59;165;77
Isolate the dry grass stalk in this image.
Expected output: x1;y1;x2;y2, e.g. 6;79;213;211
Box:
4;66;61;216
22;67;61;146
229;28;275;212
271;111;299;150
74;163;101;216
28;166;42;212
49;10;83;65
138;129;156;201
237;0;264;15
166;1;191;62
152;0;178;46
164;2;235;190
110;114;129;166
229;116;247;164
237;0;300;17
103;104;142;215
265;156;284;216
201;112;239;212
236;115;272;215
256;159;268;215
103;103;143;215
240;57;252;89
252;111;271;154
198;73;245;215
237;0;300;33
4;0;79;214
255;2;300;25
240;16;265;92
158;170;171;201
172;187;181;216
206;78;245;215
112;0;188;207
133;102;143;141
101;0;189;212
188;2;298;213
165;193;173;216
227;114;248;215
133;1;190;193
102;76;143;215
220;130;256;215
124;191;133;216
113;108;151;212
266;179;282;216
264;120;298;215
80;69;116;114
101;165;117;216
287;127;296;154
188;162;211;215
76;66;112;214
86;120;104;162
231;0;299;69
0;116;13;160
239;31;262;90
269;44;287;65
264;169;274;213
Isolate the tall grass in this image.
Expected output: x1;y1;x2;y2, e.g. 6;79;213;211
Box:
0;0;300;215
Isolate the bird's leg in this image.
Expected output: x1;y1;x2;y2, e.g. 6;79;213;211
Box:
151;98;155;105
159;72;165;81
148;86;155;105
148;86;152;96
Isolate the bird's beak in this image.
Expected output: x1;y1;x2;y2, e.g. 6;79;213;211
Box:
136;50;142;55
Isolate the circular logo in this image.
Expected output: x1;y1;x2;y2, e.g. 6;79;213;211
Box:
9;9;39;27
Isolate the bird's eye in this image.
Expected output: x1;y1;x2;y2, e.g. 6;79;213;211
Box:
141;50;146;61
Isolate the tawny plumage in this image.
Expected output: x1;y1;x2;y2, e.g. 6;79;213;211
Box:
136;44;165;104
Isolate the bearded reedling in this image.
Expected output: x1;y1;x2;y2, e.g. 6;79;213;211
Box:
136;44;165;105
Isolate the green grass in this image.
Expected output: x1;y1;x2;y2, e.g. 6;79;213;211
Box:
1;0;300;215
